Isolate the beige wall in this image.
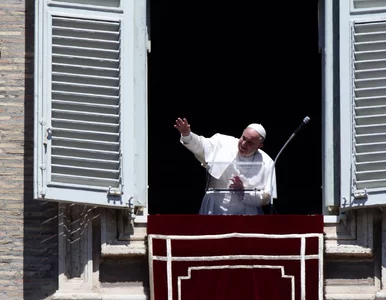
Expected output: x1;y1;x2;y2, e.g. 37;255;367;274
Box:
1;1;385;299
0;1;58;299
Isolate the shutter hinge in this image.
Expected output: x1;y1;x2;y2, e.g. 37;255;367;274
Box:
39;189;46;198
125;196;136;223
44;127;52;145
354;189;368;199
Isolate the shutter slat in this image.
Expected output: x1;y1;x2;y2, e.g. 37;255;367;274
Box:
51;1;121;10
53;129;119;143
356;22;386;34
356;77;386;88
356;179;386;189
52;72;119;86
52;63;119;77
52;119;119;133
53;137;119;150
356;68;386;79
53;45;119;59
356;132;386;143
53;26;119;41
52;109;119;123
355;33;386;43
355;114;386;125
52;146;119;161
51;174;119;187
357;160;386;171
53;140;118;151
356;151;386;162
52;91;119;105
356;142;386;153
53;17;120;29
356;123;386;134
356;96;386;106
52;118;119;126
355;86;386;98
52;164;119;176
52;145;119;155
53;35;119;50
356;169;386;180
356;105;386;116
52;82;119;96
356;60;386;70
52;100;119;113
52;54;119;68
356;43;386;51
52;155;119;169
353;0;386;9
355;50;386;61
52;146;119;162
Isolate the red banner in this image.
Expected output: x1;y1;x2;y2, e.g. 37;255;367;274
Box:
148;215;324;300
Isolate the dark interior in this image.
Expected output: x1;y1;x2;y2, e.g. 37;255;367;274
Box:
148;1;322;215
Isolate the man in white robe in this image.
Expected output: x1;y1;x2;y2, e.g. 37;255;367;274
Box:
174;117;277;215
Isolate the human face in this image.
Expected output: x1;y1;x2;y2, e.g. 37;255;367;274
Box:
238;127;263;156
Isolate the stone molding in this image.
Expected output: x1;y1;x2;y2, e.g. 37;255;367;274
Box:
101;208;147;257
324;209;374;257
56;204;94;294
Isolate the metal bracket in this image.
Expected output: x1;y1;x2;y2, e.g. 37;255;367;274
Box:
354;188;368;199
107;186;123;196
126;196;136;223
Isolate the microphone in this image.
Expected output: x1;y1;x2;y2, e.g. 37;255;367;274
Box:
274;116;311;166
294;116;311;136
269;116;311;214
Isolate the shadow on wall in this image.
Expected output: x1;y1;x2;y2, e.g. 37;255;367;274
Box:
23;1;59;299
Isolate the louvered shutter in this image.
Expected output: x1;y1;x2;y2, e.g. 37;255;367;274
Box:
340;1;386;209
34;0;148;208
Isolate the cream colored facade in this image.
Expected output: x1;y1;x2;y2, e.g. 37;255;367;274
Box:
2;1;386;300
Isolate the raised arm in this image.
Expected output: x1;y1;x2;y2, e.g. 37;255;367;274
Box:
174;117;207;164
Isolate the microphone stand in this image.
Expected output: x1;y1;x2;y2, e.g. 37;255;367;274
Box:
270;116;310;214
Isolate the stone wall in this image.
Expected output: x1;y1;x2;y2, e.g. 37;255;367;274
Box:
0;1;58;299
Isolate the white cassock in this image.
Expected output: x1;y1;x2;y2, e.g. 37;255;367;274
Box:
181;132;277;215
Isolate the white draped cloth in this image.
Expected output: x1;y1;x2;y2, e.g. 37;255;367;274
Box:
181;132;277;215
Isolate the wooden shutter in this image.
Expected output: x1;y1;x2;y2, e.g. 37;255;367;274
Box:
34;0;148;208
340;1;386;209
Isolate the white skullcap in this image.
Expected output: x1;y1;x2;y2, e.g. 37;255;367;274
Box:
247;123;266;139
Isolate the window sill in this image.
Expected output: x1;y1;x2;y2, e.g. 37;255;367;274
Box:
324;215;340;224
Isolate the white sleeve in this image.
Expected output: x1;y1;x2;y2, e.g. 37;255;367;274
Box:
181;133;193;144
180;132;206;163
